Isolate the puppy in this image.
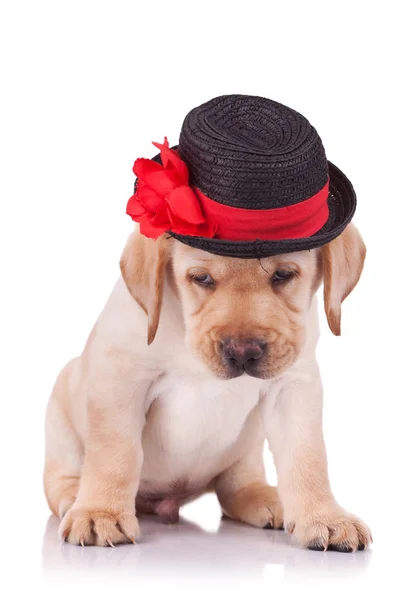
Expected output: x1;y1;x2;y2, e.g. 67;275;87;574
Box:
44;222;371;551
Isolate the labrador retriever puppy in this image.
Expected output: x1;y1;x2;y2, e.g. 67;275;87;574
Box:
44;222;371;551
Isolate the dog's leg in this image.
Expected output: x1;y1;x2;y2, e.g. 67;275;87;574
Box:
58;375;147;547
44;359;83;519
263;360;372;551
215;441;283;529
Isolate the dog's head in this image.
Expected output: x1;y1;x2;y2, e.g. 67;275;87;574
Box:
121;224;366;379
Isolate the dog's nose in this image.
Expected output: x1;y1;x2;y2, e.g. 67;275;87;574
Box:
221;338;266;370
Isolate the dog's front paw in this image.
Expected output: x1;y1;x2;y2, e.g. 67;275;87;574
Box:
287;506;372;552
59;507;140;546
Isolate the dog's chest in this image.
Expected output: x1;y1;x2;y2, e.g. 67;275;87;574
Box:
140;372;265;488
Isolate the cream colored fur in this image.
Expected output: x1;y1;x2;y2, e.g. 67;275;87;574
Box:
44;223;371;551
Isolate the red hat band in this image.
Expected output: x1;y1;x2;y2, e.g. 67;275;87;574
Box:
126;138;329;242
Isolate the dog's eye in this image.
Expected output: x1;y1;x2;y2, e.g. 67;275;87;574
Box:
190;273;215;287
272;269;295;285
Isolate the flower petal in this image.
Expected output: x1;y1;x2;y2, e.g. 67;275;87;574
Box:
167;212;218;237
167;211;201;235
166;186;205;225
133;158;181;196
139;214;169;238
151;204;170;227
136;180;165;213
152;138;189;184
126;193;146;218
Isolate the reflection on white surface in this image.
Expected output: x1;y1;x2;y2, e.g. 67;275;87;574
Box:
42;510;372;587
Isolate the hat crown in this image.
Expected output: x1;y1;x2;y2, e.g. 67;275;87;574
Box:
178;95;328;209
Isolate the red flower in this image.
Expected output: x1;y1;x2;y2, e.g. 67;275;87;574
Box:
126;138;217;239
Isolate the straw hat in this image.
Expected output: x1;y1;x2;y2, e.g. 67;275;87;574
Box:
127;95;356;258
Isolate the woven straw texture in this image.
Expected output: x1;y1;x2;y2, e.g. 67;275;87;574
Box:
179;95;329;209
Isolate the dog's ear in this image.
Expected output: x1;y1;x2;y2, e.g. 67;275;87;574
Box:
321;223;366;336
120;231;170;344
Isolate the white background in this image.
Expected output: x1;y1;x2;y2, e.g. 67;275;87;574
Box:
1;1;399;598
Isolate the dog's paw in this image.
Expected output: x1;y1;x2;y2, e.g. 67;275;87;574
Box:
287;507;372;552
59;507;140;546
224;484;284;530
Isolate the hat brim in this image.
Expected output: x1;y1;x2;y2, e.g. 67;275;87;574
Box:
166;160;356;258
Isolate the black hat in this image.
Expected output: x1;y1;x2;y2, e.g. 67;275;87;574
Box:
127;95;356;258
